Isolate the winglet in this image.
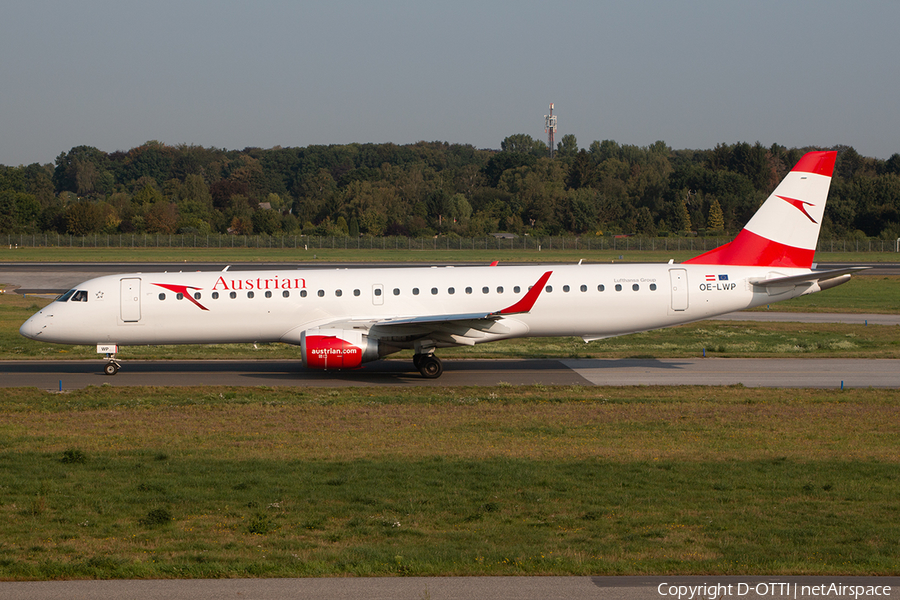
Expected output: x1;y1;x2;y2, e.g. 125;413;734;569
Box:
497;271;552;315
489;260;499;266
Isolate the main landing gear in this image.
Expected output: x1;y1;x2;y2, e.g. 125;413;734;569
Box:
413;353;443;379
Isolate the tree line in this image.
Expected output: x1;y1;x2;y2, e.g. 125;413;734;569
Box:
1;136;898;240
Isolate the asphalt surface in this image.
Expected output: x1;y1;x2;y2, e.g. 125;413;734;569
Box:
2;576;899;600
2;357;898;389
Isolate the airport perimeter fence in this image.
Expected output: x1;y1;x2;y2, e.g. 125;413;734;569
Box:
3;233;900;253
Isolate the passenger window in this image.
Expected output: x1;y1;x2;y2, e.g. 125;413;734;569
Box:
300;290;307;298
158;293;166;301
413;288;419;295
514;286;521;293
562;285;570;293
598;284;605;292
354;289;360;296
448;287;455;295
265;291;272;298
374;288;382;297
482;287;489;294
176;293;184;300
580;285;587;292
230;292;237;299
431;287;438;295
615;284;622;292
393;288;400;296
247;291;254;298
212;292;219;299
465;287;473;294
650;283;657;291
194;292;201;300
545;286;552;293
497;286;504;294
317;290;325;297
336;290;342;297
283;290;290;298
632;284;639;291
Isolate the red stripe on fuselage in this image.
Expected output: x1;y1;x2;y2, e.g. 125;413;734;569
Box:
682;229;815;268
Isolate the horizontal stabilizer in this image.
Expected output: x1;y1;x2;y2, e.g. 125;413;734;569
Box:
749;267;869;288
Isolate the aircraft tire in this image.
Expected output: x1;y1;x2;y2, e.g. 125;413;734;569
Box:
418;355;443;379
104;362;119;376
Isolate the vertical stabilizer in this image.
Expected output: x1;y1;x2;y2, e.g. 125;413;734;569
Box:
684;151;836;268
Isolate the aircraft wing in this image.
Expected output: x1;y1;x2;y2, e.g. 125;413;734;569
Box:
317;271;553;346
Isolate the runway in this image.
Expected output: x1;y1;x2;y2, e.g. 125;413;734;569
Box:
2;357;897;389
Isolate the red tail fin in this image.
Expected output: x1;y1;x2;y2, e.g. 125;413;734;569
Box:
684;151;836;268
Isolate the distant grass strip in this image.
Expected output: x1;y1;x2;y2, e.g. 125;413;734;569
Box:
1;385;898;578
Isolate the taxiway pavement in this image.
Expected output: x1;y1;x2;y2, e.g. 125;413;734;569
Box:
1;357;897;389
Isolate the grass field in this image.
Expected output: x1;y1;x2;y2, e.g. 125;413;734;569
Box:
1;385;898;579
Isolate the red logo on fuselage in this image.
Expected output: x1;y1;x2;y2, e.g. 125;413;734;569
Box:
152;283;209;311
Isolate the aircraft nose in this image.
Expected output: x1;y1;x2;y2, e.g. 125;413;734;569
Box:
19;312;46;340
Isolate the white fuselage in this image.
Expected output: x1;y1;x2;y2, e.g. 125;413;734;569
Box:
19;262;813;350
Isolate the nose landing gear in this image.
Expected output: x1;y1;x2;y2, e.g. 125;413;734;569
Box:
98;345;121;376
103;359;120;376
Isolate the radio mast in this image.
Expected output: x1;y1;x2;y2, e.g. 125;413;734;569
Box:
544;103;557;158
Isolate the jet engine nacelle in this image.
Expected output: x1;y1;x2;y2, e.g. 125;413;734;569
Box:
300;328;379;370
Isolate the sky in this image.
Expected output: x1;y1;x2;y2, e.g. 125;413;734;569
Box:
1;1;898;166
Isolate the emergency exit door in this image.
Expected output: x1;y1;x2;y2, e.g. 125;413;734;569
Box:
669;269;688;311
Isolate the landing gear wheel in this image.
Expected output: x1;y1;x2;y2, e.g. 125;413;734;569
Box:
104;361;120;376
417;355;443;379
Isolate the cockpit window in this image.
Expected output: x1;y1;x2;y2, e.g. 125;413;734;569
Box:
57;289;77;302
71;290;88;302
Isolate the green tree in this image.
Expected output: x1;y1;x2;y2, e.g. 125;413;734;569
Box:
0;191;17;233
566;150;596;190
556;134;578;160
707;198;725;231
252;208;282;235
500;134;547;157
676;198;692;233
635;206;657;236
145;202;178;234
65;201;105;235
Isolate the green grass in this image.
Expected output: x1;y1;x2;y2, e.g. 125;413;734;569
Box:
0;385;898;578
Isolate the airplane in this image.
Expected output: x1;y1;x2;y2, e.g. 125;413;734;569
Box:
20;151;865;378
